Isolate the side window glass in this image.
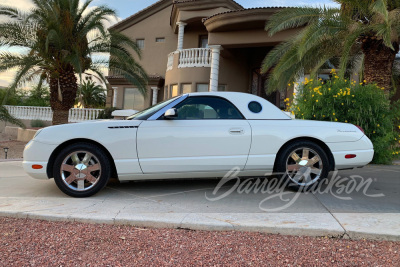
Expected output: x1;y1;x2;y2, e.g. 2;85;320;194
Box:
170;97;243;120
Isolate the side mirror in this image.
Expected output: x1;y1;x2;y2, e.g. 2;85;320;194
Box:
164;108;177;119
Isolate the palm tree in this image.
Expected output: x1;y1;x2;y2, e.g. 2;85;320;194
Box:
77;80;106;108
0;0;148;125
262;0;400;94
0;106;25;128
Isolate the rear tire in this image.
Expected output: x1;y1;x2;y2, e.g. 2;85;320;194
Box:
53;142;111;197
275;140;330;191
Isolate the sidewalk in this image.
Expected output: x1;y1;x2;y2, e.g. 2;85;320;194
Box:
0;161;399;241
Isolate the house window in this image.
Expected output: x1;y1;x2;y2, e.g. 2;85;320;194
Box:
124;88;145;110
136;39;145;49
196;84;209;92
218;85;226;91
199;35;209;48
171;84;179;97
181;84;192;94
156;37;165;43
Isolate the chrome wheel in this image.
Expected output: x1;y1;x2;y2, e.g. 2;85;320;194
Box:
285;147;323;186
60;151;102;191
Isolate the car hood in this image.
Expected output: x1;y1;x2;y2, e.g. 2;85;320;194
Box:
34;120;143;145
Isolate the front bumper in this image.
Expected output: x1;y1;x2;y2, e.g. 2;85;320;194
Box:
23;140;57;180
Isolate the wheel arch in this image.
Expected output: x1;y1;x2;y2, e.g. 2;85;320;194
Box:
46;138;118;179
273;137;335;171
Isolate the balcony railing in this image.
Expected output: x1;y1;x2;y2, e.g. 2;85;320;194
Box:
178;48;211;68
4;105;104;123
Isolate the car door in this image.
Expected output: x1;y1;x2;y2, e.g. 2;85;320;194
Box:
136;96;252;173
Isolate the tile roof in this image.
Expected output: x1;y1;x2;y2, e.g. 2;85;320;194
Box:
106;74;163;79
111;0;244;30
203;7;288;22
173;0;243;8
109;0;170;30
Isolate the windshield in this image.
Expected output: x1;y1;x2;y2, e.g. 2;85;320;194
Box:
127;96;180;120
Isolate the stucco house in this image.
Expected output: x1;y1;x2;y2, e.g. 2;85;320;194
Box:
106;0;297;111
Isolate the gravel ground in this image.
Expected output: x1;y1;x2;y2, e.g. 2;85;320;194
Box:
0;132;27;160
0;217;399;266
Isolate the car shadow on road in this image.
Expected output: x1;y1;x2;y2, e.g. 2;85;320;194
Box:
103;167;400;214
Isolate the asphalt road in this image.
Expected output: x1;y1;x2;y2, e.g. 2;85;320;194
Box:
0;161;399;240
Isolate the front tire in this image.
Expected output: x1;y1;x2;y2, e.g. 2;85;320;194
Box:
53;142;111;197
275;141;330;191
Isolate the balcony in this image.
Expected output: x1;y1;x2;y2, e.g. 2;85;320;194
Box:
167;48;212;70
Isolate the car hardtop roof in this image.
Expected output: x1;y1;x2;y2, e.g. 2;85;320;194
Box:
187;91;249;96
185;92;291;120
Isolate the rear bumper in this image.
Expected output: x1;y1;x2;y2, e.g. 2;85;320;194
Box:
329;135;374;170
333;149;374;170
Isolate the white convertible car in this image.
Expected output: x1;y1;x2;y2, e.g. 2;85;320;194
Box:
23;92;374;197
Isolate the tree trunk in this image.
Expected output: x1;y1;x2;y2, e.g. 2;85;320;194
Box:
362;39;399;93
52;109;70;125
49;66;78;125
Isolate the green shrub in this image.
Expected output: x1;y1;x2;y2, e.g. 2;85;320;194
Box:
97;107;119;119
0;87;50;107
286;71;400;164
30;119;46;128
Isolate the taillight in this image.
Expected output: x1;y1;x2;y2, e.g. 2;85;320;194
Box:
355;125;364;134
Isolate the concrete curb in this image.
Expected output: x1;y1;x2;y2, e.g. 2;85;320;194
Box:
0;211;343;238
1;211;399;241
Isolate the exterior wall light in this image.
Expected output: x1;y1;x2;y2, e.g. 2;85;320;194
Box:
3;147;9;159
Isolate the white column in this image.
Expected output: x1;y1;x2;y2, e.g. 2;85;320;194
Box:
177;22;187;51
209;45;222;92
151;87;159;105
112;87;118;108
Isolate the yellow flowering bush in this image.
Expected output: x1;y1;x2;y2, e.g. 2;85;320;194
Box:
287;73;400;164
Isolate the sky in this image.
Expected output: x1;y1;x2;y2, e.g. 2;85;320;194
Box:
0;0;340;87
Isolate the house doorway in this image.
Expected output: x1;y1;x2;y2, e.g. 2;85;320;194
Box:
251;68;284;109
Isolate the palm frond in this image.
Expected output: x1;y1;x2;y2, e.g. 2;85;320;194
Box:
263;0;400;93
0;0;147;122
0;105;25;128
265;7;327;36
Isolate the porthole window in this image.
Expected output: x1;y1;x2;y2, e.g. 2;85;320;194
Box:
248;101;262;113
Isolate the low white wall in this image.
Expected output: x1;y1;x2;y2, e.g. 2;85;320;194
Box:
4;105;104;123
0;120;52;133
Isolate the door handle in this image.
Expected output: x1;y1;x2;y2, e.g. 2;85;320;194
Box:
229;128;244;134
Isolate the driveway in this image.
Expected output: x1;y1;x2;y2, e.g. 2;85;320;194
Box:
0;161;399;241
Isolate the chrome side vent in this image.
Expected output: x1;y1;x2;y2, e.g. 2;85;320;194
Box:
108;126;138;129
